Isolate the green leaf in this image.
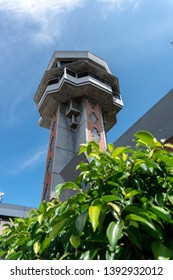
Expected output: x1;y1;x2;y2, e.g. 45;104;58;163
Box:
87;144;92;155
123;205;147;214
8;251;23;260
151;241;170;260
2;234;16;245
108;202;121;216
112;147;127;157
126;226;142;250
38;214;44;225
98;204;108;232
163;157;173;166
155;193;164;207
122;153;128;162
38;201;47;213
168;195;173;205
125;190;140;199
75;211;88;235
33;241;40;255
102;195;121;203
106;249;116;260
14;237;30;247
150;205;171;222
134;130;155;147
89;206;100;232
70;235;80;249
0;250;7;259
89;141;99;151
88;152;100;160
108;181;121;188
167;240;173;259
55;182;81;197
132;159;145;171
108;143;114;153
106;245;122;260
49;219;67;240
27;240;34;248
39;238;51;254
125;213;157;233
140;162;148;171
106;220;123;249
76;161;88;171
68;193;86;205
80;249;98;260
78;144;87;155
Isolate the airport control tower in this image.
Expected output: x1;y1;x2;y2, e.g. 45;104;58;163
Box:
34;51;123;201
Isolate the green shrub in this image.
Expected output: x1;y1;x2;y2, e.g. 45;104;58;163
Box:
1;131;173;260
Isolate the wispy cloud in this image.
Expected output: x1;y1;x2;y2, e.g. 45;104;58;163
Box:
8;147;47;175
0;1;85;126
0;76;36;126
0;0;84;45
98;0;141;12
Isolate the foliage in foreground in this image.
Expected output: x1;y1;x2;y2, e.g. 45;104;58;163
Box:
1;131;173;260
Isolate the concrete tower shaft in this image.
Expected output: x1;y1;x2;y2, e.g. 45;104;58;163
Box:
34;51;123;201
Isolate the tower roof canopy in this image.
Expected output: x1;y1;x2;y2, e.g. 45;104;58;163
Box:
47;51;112;74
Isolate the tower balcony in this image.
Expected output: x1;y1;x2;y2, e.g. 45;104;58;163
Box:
37;67;123;131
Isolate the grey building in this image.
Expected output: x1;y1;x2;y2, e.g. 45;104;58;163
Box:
114;88;173;148
0;203;33;234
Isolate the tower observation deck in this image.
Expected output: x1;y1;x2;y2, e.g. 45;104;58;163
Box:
34;51;123;201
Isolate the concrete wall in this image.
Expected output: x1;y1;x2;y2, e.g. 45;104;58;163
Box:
114;88;173;148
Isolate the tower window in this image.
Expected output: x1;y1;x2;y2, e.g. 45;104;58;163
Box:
50;136;55;151
47;158;52;176
44;184;49;201
113;92;121;99
57;60;74;67
78;71;88;78
90;112;98;124
66;69;76;77
47;78;59;86
52;121;56;131
91;128;101;143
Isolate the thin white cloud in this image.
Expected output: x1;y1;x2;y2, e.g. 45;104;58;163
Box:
0;77;35;126
132;0;141;11
20;148;47;169
0;0;85;124
8;147;47;175
98;0;141;12
0;0;84;45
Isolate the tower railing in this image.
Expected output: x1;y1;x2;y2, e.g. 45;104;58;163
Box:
38;67;123;110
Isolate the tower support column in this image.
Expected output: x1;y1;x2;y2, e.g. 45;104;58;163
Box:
42;97;107;201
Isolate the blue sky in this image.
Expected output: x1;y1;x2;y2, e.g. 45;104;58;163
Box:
0;0;173;208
